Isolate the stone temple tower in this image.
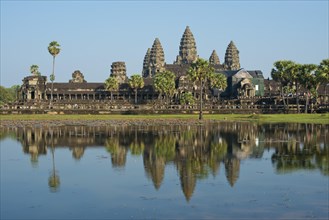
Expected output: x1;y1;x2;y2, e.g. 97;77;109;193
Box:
146;38;165;77
224;41;240;70
209;50;220;65
142;48;151;78
174;26;198;64
110;61;128;83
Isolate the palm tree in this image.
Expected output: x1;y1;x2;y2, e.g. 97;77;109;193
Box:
271;60;294;111
299;64;317;113
30;65;41;76
128;74;144;104
316;59;329;87
105;76;119;102
154;71;176;105
180;92;195;108
48;41;61;106
187;58;214;120
286;62;301;113
209;73;227;101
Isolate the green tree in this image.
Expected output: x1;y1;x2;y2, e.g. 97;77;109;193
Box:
154;71;176;105
315;59;329;88
299;64;317;113
271;60;295;110
128;74;144;104
187;58;214;120
209;73;227;100
0;85;19;105
105;76;119;102
286;62;301;113
180;92;195;107
30;65;41;76
48;41;61;106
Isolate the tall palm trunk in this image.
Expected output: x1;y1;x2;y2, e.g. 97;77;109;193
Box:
280;86;286;110
134;89;138;104
296;81;300;113
51;56;55;106
305;92;309;113
199;80;203;120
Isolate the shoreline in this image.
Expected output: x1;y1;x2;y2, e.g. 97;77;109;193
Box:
0;114;328;127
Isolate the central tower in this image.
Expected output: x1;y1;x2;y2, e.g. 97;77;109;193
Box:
174;26;198;64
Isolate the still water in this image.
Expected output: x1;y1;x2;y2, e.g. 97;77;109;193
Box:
1;122;328;219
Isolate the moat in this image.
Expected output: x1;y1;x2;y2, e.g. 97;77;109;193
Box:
1;122;328;219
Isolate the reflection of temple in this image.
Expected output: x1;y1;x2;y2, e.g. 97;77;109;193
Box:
143;150;165;190
1;122;327;199
224;157;240;187
18;26;264;106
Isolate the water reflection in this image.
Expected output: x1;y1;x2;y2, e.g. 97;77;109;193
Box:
1;122;328;200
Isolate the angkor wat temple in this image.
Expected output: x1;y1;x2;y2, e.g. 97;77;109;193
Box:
7;26;328;113
18;27;264;101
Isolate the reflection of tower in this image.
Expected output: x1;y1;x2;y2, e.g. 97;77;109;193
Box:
21;127;47;166
71;147;85;160
111;147;127;168
224;157;240;187
143;150;165;190
177;160;196;202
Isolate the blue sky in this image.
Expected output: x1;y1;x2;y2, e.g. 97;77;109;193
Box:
1;1;328;87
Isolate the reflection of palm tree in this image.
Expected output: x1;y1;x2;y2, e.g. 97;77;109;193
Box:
129;129;145;155
105;138;127;167
48;132;60;192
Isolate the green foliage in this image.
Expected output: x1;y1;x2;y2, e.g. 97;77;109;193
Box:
271;60;295;86
129;74;144;90
154;71;176;99
105;76;119;101
30;64;41;76
0;85;19;105
316;59;329;85
180;92;195;105
129;74;144;104
105;76;119;92
50;73;55;82
187;58;214;83
209;73;227;90
48;41;61;57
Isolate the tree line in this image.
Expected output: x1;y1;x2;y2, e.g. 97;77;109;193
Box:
271;59;329;113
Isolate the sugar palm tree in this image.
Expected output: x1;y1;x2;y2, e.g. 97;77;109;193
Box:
299;64;317;113
271;60;294;111
30;65;41;76
187;58;214;120
48;41;61;105
154;71;176;105
209;73;227;101
105;76;119;102
128;74;144;104
316;59;329;87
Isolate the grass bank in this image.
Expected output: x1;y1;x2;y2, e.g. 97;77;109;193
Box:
1;113;328;124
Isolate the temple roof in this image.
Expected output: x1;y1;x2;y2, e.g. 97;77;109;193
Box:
175;26;198;64
209;50;220;65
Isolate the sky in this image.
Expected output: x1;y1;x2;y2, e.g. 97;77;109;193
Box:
1;0;328;87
